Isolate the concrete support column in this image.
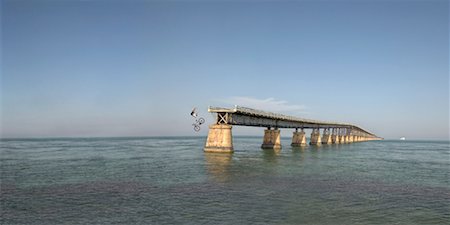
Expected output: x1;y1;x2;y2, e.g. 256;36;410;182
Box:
331;128;339;144
332;135;339;144
310;128;322;145
344;135;349;143
345;128;353;143
322;129;332;144
262;128;282;149
348;135;354;143
340;129;346;143
204;124;234;153
291;129;307;147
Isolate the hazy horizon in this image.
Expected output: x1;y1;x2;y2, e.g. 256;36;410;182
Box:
1;134;449;142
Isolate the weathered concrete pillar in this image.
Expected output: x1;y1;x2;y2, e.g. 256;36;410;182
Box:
322;129;332;144
345;128;353;143
262;128;282;149
348;135;354;143
204;124;234;153
310;128;322;145
344;135;349;143
332;135;339;144
338;130;345;143
340;129;347;143
331;128;339;144
291;129;307;147
339;135;345;143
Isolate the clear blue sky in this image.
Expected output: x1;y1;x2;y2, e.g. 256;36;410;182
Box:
1;0;449;140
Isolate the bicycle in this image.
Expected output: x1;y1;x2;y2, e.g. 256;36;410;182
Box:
192;117;205;132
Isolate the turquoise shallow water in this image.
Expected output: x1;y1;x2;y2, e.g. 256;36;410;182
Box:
1;137;449;224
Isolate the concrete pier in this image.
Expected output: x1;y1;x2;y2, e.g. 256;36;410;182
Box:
322;129;332;144
204;124;234;153
332;135;340;144
338;134;344;143
331;128;339;144
310;128;322;145
262;128;282;149
344;135;349;143
339;129;346;143
348;135;354;143
291;129;307;147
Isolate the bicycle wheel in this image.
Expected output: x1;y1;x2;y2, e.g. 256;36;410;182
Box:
198;118;205;125
194;125;201;132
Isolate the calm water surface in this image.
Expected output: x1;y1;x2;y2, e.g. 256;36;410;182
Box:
1;137;449;224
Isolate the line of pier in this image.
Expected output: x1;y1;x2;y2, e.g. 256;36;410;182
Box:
204;106;382;153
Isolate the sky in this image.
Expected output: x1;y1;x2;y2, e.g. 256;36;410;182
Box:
1;0;449;140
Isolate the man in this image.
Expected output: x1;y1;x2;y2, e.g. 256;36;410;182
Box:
190;107;198;118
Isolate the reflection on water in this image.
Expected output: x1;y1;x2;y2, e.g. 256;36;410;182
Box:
290;146;306;161
262;148;281;163
204;153;232;183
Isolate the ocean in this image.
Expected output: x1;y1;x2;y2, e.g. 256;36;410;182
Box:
1;137;449;224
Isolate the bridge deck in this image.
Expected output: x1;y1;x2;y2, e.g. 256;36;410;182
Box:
208;106;377;137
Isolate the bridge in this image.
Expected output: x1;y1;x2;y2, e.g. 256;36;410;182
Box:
204;106;382;153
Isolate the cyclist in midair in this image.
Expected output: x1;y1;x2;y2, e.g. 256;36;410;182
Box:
190;107;204;132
